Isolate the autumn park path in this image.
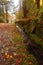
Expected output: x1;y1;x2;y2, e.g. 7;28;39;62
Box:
0;23;39;65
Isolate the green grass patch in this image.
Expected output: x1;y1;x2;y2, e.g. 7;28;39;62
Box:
13;34;24;42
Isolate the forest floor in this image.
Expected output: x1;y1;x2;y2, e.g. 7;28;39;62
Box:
0;23;39;65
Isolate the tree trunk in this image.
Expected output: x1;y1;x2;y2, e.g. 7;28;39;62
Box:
22;0;28;18
5;5;8;23
36;0;40;9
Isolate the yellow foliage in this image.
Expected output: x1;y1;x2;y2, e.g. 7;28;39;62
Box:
40;0;43;6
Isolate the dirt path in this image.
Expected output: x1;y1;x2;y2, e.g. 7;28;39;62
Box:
0;23;38;65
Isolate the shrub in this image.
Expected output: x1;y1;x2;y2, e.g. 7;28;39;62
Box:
0;18;4;23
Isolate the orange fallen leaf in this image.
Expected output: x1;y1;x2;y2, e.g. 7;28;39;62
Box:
29;61;33;65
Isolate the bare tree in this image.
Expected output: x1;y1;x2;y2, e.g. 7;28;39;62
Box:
22;0;28;18
35;0;40;9
0;0;15;23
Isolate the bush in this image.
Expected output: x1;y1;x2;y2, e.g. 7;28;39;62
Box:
15;20;36;35
30;34;43;49
36;22;43;38
0;18;4;23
